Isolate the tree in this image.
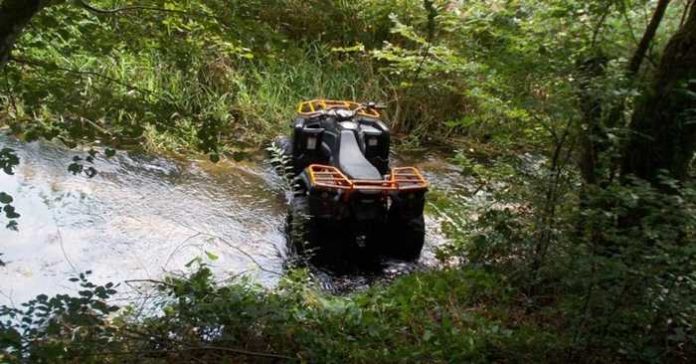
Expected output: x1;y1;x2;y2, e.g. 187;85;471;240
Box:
578;0;673;186
0;0;54;68
1;0;219;69
621;1;696;182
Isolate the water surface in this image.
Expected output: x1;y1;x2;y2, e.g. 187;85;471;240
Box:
0;136;460;304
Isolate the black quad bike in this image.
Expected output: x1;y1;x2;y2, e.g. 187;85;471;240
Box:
275;100;428;268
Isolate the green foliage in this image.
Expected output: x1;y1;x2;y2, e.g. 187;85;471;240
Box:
0;147;19;232
566;178;696;360
1;0;696;362
1;263;562;363
0;271;120;363
433;152;696;361
1;0;684;152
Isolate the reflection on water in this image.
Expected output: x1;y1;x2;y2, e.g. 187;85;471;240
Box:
0;135;459;305
0;135;289;305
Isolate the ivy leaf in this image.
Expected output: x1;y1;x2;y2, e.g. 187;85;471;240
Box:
68;163;83;175
4;205;21;219
0;148;19;175
5;220;18;231
85;167;98;178
0;192;13;204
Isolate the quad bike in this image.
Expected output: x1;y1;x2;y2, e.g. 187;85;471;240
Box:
275;100;428;268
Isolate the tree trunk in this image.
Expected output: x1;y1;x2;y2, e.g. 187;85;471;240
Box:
579;2;671;186
0;0;50;68
627;0;671;77
621;5;696;182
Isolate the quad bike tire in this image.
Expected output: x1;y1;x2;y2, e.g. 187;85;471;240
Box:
287;193;353;269
383;209;425;261
287;193;316;258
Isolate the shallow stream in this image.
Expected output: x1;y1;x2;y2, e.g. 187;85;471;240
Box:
0;135;467;305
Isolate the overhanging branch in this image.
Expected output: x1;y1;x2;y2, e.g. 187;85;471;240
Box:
76;0;228;25
627;0;671;76
9;55;156;96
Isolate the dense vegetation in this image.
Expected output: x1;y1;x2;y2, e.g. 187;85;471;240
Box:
1;0;696;362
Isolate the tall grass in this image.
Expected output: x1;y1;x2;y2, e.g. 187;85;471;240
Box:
233;51;385;136
2;44;388;155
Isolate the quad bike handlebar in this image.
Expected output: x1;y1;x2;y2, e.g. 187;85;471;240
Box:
297;99;384;119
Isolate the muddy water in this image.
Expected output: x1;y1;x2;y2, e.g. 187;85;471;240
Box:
0;135;461;305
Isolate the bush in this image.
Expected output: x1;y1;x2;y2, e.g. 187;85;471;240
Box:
434;153;696;361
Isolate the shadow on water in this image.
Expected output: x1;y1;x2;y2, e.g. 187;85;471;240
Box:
0;135;464;304
291;253;427;294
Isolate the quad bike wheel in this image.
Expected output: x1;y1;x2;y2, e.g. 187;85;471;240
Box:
286;192;354;270
383;208;425;261
287;193;315;258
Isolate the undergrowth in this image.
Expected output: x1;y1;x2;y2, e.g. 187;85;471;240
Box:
0;263;562;363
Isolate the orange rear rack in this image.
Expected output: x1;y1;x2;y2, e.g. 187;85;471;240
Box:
306;165;428;193
297;99;380;118
391;167;430;191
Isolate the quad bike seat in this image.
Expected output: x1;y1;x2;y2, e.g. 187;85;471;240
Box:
336;130;382;180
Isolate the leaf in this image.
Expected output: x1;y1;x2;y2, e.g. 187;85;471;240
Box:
68;163;83;175
232;151;248;161
0;192;13;204
4;205;20;219
5;220;17;231
85;167;98;178
205;251;219;261
185;257;200;268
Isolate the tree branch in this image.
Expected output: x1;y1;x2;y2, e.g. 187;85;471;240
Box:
76;0;228;25
9;55;156;96
627;0;671;76
591;5;613;47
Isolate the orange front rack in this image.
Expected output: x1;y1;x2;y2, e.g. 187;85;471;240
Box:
306;164;428;193
297;99;380;118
